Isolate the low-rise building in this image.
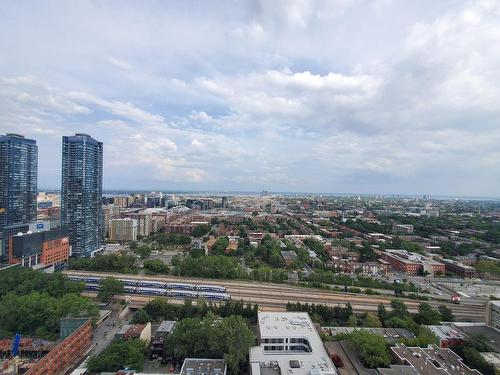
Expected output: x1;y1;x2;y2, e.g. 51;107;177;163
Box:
381;249;445;276
180;358;226;375
441;258;477;278
385;344;480;375
425;325;466;348
249;312;337;375
280;250;298;265
8;228;69;269
393;224;414;234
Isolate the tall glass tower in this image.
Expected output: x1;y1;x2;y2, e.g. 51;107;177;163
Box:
0;133;38;229
61;133;103;257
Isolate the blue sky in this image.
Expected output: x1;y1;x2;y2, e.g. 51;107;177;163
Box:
1;0;499;195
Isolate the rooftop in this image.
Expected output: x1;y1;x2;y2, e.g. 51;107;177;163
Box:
180;358;226;375
391;344;480;375
425;325;466;341
250;312;336;375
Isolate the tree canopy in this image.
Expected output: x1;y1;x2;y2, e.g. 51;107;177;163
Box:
87;339;147;373
98;277;125;302
165;314;255;374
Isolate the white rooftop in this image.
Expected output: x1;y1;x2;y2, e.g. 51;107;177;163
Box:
250;312;337;375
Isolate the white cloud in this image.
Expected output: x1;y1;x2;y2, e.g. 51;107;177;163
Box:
1;0;500;195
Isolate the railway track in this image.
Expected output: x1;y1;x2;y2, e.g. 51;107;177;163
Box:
66;270;485;321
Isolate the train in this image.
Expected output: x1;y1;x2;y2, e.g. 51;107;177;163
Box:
84;283;230;301
67;275;226;293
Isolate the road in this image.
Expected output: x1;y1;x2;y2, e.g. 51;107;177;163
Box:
90;306;131;356
65;270;486;321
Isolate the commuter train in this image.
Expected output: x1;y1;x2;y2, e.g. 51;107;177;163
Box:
84;282;230;301
68;275;226;293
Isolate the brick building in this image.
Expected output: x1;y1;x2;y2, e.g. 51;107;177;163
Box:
8;228;69;269
24;320;92;375
381;249;445;276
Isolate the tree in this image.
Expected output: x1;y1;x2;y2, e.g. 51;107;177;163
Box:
438;305;454;322
165;314;255;374
349;330;391;368
192;224;211;237
87;339;147;372
363;312;382;328
98;277;124;302
132;308;152;324
347;314;358;327
390;299;409;317
134;245;152;259
377;303;387;324
415;303;441;325
143;259;169;274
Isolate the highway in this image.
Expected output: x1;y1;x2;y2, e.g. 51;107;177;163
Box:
65;270;487;321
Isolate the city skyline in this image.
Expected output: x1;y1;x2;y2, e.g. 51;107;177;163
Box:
1;1;500;196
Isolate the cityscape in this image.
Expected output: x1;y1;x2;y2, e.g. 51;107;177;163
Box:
1;2;500;375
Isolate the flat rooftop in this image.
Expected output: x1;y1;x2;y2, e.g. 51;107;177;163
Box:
425;325;466;340
453;323;500;353
250;312;337;375
324;327;415;342
180;358;226;375
391;344;480;375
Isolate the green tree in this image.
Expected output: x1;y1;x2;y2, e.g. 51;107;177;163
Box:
347;314;358;327
143;259;169;274
98;277;124;302
415;303;441;325
349;330;391;368
132;308;152;324
165;314;255;374
438;305;454;322
87;339;147;372
134;245;152;259
363;312;382;328
192;224;211;237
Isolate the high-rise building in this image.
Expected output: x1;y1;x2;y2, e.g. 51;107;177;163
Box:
109;218;137;242
0;133;38;259
61;134;103;257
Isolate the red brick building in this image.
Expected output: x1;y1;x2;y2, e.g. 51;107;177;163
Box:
381;249;445;276
25;320;92;375
9;228;70;269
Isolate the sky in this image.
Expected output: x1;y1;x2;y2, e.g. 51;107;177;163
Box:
1;0;500;196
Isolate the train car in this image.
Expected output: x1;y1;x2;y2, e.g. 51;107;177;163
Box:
166;290;198;299
85;283;100;291
196;284;226;293
135;287;167;296
120;278;140;286
83;276;102;283
139;280;167;289
67;275;101;284
166;282;196;290
198;292;231;301
124;285;137;294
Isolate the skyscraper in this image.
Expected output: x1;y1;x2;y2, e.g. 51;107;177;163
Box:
61;133;103;257
0;134;38;258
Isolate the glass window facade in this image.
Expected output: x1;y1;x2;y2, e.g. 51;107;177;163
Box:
61;134;103;257
0;134;37;258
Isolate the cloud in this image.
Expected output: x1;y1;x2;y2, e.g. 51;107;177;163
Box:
1;0;499;195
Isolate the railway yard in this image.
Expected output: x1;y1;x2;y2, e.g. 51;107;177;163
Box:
64;270;486;321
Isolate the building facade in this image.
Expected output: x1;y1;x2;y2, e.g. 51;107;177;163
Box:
0;134;37;259
8;227;70;269
61;134;103;257
109;218;138;242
